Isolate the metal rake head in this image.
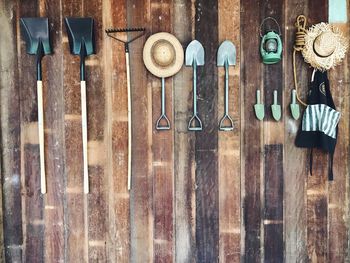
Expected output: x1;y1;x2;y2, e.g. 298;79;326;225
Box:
105;27;146;48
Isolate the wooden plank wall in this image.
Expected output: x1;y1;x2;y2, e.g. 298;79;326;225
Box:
0;0;349;262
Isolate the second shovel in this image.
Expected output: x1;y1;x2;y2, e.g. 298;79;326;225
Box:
65;17;95;194
217;40;236;131
186;40;204;131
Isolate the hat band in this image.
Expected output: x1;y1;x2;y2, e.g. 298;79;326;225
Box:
313;41;334;58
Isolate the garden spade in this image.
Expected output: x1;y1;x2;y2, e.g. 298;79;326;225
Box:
254;90;265;120
20;17;52;194
65;17;95;194
290;89;300;120
271;90;281;121
217;40;236;131
186;40;204;131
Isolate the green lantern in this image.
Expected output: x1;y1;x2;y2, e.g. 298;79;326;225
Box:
260;17;282;64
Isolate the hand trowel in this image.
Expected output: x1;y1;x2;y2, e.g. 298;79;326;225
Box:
271;90;281;121
254;90;265;120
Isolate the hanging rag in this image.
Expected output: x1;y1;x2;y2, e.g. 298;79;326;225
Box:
295;69;340;180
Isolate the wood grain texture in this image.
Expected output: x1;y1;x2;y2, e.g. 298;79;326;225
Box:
240;0;263;262
40;0;66;261
283;0;308;261
149;0;175;262
62;1;87;262
128;0;153;262
0;0;22;261
195;0;219;262
104;0;130;262
306;2;329;262
173;1;196;262
1;1;350;262
261;1;285;262
327;14;350;262
218;0;241;262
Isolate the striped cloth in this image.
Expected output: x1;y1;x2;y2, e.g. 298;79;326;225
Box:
302;103;340;139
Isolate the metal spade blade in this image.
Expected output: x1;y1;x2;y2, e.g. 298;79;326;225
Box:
186;40;204;131
271;90;281;121
290;89;300;120
254;90;265;120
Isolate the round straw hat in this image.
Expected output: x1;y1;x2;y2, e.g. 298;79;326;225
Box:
302;22;348;71
143;32;184;78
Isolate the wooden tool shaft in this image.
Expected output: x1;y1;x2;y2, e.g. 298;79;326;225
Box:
126;53;132;190
37;80;46;194
81;81;89;193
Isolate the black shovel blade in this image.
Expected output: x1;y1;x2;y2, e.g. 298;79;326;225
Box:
64;17;95;57
20;17;52;55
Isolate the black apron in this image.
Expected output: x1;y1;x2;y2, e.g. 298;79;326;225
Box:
295;70;340;180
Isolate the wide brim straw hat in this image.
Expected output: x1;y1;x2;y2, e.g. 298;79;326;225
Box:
302;22;348;71
143;32;184;78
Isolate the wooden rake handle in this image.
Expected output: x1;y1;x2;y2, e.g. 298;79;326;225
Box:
126;53;132;190
37;81;46;194
81;81;89;194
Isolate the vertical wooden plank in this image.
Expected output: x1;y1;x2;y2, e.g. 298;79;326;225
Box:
217;0;241;262
327;3;350;261
23;144;44;262
263;145;283;263
128;0;153;262
306;1;329;262
40;0;66;261
173;1;196;262
17;1;46;262
62;1;87;262
0;0;22;261
195;0;219;262
83;0;108;261
240;0;263;261
149;1;174;262
103;0;130;262
283;0;309;261
261;1;284;262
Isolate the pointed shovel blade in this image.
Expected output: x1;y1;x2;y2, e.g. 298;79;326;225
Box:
185;40;204;66
217;40;236;66
272;105;281;121
290;104;300;120
254;104;265;120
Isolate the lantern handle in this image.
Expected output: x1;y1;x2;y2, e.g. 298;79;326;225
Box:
259;17;281;37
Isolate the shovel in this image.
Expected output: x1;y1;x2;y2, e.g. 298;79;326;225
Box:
271;90;281;121
20;17;52;194
65;17;95;194
217;40;236;131
186;40;204;131
254;89;265;120
290;89;300;120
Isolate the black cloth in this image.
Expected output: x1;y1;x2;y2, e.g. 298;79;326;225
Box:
295;70;339;180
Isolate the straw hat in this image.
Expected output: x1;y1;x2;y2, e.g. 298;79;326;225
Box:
143;32;184;78
302;22;348;71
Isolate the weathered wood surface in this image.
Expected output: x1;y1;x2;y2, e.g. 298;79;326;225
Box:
0;0;349;262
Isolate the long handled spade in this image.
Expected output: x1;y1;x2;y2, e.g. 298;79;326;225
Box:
217;40;236;131
186;40;205;131
20;17;52;194
65;17;95;194
105;27;145;190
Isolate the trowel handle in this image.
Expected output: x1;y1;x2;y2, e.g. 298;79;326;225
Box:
273;90;278;105
37;81;46;194
81;81;89;194
256;90;261;104
126;52;132;190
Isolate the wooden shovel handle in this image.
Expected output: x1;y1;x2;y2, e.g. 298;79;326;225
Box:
126;53;132;190
81;81;89;194
37;81;46;194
